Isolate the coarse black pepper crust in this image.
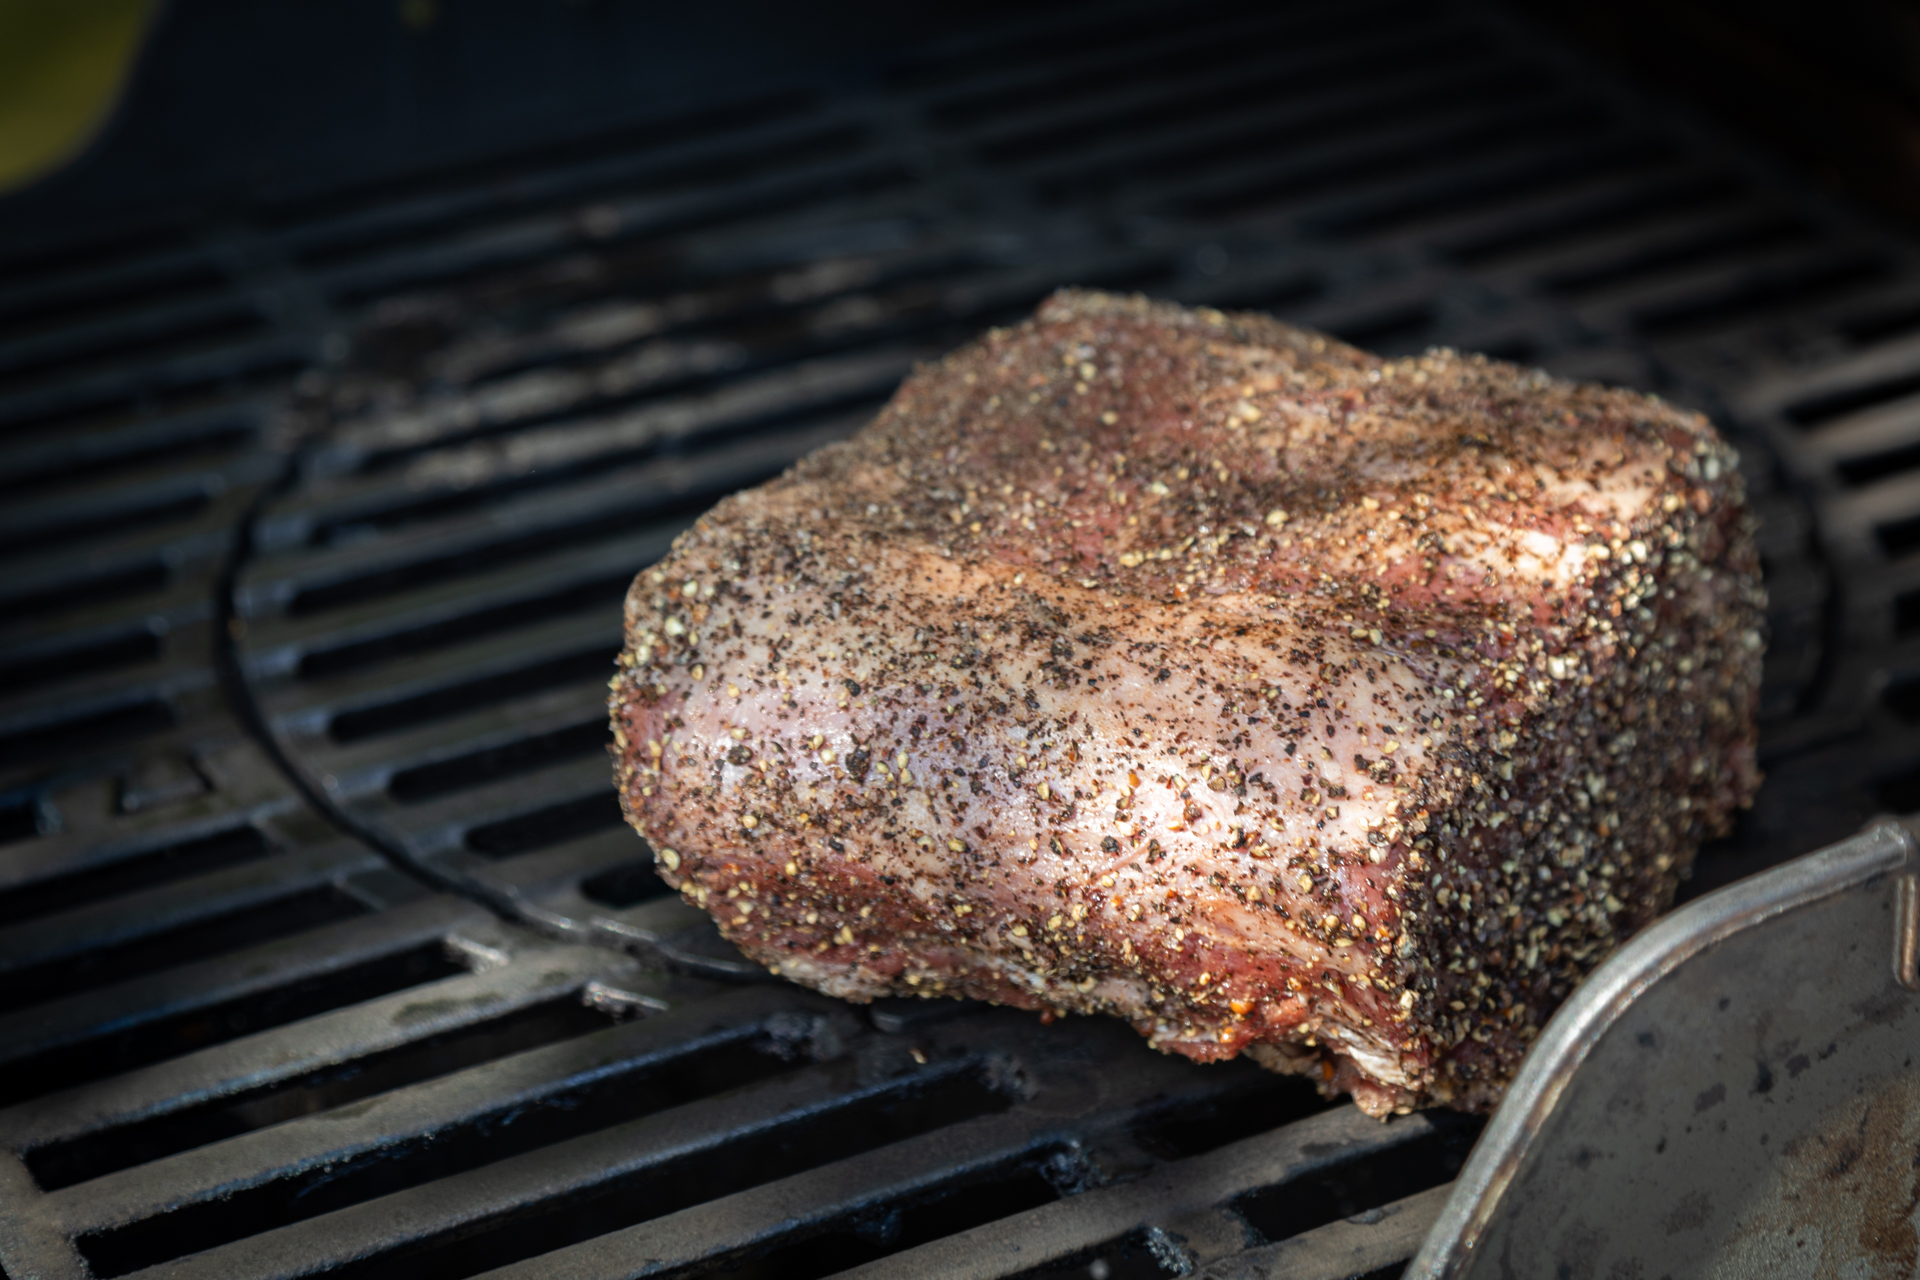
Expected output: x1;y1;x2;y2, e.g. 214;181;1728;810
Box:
609;290;1763;1115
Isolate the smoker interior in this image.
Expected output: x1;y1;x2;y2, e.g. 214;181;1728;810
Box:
4;2;1920;1277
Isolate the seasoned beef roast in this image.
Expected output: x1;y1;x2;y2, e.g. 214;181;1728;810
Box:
609;290;1762;1114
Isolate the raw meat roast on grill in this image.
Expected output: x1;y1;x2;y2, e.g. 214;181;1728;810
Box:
609;290;1762;1114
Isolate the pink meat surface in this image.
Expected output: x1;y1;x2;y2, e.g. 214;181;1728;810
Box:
609;290;1762;1114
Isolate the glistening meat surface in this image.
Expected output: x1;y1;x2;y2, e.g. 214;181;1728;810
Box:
610;290;1762;1115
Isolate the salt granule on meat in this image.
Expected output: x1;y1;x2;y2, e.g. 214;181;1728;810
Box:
609;290;1762;1115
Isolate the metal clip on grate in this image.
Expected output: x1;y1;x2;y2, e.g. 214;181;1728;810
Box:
4;1;1920;1276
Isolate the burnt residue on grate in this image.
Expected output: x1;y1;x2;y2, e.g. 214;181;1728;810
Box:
2;0;1920;1277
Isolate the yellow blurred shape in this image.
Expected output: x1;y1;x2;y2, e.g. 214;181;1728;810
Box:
0;0;154;195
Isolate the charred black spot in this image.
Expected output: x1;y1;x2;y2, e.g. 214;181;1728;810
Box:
844;679;863;695
1155;668;1171;682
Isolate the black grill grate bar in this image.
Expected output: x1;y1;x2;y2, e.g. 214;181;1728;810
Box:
0;844;376;983
468;1056;1377;1280
1422;164;1751;265
129;1021;1164;1280
1632;248;1894;341
60;993;850;1273
0;938;672;1158
1150;91;1604;221
1794;400;1920;469
1765;330;1920;427
454;779;626;862
280;359;909;556
317;332;909;477
1195;1183;1453;1280
372;712;607;808
0;810;292;917
287;626;621;746
954;17;1478;164
1299;130;1675;243
0;404;261;497
1448;193;1788;289
911;0;1394;124
309;150;913;311
281;450;844;622
0;247;228;343
0;472;232;566
0;331;311;435
1600;242;1892;334
0;895;486;1106
245;524;674;649
882;0;1284;93
311;249;1146;474
0;290;266;384
1020;54;1535;201
824;1108;1454;1280
1534;206;1820;296
264;92;841;267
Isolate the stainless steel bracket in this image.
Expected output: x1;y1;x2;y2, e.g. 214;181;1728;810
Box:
1411;820;1920;1279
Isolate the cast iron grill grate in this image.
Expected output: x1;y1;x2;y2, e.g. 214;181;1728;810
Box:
4;2;1920;1276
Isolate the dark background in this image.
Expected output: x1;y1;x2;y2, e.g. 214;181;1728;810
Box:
8;0;1920;251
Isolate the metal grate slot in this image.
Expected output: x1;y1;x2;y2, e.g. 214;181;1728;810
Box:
0;626;165;697
390;718;609;804
1173;92;1592;221
0;557;170;623
0;334;310;440
0;693;175;767
970;25;1481;168
0;297;269;395
0;885;368;1016
718;1152;1068;1280
1783;369;1920;428
289;496;754;618
326;640;620;742
1839;296;1920;346
296;120;874;279
321;157;919;313
25;995;621;1191
0;935;467;1106
0;797;36;844
1833;440;1920;487
1629;249;1890;338
321;1062;1014;1280
73;1025;844;1277
579;855;672;909
293;566;643;679
0;480;216;559
0;253;226;343
1128;1074;1332;1162
1434;168;1745;265
1540;213;1818;297
1231;1117;1478;1243
0;822;266;925
888;0;1274;93
1035;63;1538;208
0;407;258;496
254;88;826;250
466;790;624;859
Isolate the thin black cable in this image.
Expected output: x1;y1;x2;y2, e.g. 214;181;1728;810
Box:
211;435;767;983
